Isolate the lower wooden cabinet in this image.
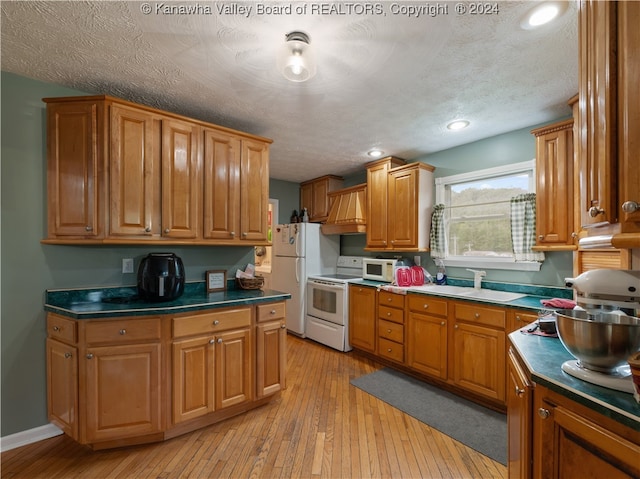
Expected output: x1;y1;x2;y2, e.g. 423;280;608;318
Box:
46;300;286;449
507;347;533;479
349;284;377;352
406;295;448;380
377;291;405;363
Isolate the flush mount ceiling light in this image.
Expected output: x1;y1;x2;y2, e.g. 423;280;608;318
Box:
446;120;470;131
368;149;384;158
277;31;316;82
521;2;567;30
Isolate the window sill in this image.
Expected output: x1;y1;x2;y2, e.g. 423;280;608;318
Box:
442;257;542;272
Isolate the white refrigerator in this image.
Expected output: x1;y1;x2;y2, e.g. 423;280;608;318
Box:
271;223;340;336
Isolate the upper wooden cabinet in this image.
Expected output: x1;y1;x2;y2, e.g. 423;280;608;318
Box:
365;156;406;249
578;0;640;236
299;175;344;223
531;119;576;250
43;95;272;245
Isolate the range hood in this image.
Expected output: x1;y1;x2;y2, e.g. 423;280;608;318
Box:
321;183;367;235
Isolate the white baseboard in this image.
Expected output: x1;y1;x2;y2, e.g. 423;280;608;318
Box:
0;423;63;452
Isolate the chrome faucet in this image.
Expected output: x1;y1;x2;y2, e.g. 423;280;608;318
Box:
467;269;486;289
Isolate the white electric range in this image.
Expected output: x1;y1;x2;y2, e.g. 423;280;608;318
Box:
305;256;365;352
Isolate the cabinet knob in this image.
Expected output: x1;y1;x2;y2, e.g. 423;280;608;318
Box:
423;304;429;309
475;313;480;318
209;339;215;344
217;338;223;344
119;329;126;335
387;312;392;316
85;226;93;231
388;298;392;302
538;408;551;419
571;232;578;238
515;386;525;397
164;228;170;234
515;316;522;322
86;353;94;359
281;323;286;329
588;206;605;218
213;320;220;326
387;348;392;352
538;235;544;240
454;324;459;329
242;232;248;237
230;231;235;237
145;226;151;233
270;310;276;315
53;326;60;332
387;329;392;333
622;201;639;213
64;352;72;359
441;321;445;326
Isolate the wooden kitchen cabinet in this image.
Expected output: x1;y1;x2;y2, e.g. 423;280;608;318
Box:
533;384;640;479
46;338;78;440
508;310;539;334
507;347;533;479
215;327;252;409
377;291;405;363
407;294;448;380
46;100;104;239
43;95;272;245
255;302;287;398
365;156;406;249
531;120;576;250
384;162;435;251
577;0;640;234
299;175;344;223
349;284;377;353
452;302;506;403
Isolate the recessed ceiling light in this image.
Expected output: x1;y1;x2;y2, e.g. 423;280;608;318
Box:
521;2;566;30
368;149;384;158
446;120;469;131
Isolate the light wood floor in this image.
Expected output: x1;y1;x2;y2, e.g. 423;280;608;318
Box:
2;335;507;479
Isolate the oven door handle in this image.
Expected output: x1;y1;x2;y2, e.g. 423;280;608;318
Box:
308;280;347;290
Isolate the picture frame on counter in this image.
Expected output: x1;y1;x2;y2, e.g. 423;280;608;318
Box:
206;270;227;292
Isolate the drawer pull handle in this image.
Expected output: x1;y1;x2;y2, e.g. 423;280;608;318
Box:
119;329;126;335
53;326;60;332
213;320;220;326
86;353;94;359
64;352;72;359
538;408;550;419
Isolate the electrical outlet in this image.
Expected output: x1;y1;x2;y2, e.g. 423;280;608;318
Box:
413;255;421;266
122;258;134;274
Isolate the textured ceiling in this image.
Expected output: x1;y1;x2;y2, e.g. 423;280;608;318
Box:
1;1;578;182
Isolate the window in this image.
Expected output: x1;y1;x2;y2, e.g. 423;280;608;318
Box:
434;160;541;271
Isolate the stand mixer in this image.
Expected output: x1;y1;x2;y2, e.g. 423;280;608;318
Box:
560;269;640;393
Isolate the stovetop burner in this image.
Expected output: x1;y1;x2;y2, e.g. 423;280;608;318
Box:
561;360;634;394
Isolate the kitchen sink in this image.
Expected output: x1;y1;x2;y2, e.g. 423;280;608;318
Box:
408;284;526;302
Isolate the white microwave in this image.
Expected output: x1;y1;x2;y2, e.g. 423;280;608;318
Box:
362;258;397;282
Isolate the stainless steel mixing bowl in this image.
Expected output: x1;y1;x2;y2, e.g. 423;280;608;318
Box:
555;309;640;373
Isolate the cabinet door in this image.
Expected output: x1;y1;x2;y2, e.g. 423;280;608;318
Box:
349;285;376;352
256;320;287;397
534;124;575;247
578;0;617;227
239;139;269;242
300;183;313;218
161;118;201;238
536;398;640;479
453;322;505;402
366;161;391;249
617;1;640;229
387;167;418;249
84;343;161;443
407;311;447;379
215;328;252;409
46;101;103;238
46;338;78;439
172;336;215;424
507;348;532;479
202;128;241;240
109;104;159;237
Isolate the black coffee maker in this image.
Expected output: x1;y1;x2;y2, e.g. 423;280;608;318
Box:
137;253;185;301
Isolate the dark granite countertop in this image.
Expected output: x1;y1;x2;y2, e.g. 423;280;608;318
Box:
45;281;291;319
509;330;640;430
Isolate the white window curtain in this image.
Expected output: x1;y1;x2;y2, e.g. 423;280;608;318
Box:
510;193;545;262
429;204;447;259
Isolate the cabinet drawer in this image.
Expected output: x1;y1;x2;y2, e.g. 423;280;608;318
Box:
173;307;251;338
408;295;448;316
85;317;161;344
378;305;404;324
378;291;404;309
378;337;404;363
455;303;506;329
378;319;404;343
256;302;285;322
47;314;77;344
